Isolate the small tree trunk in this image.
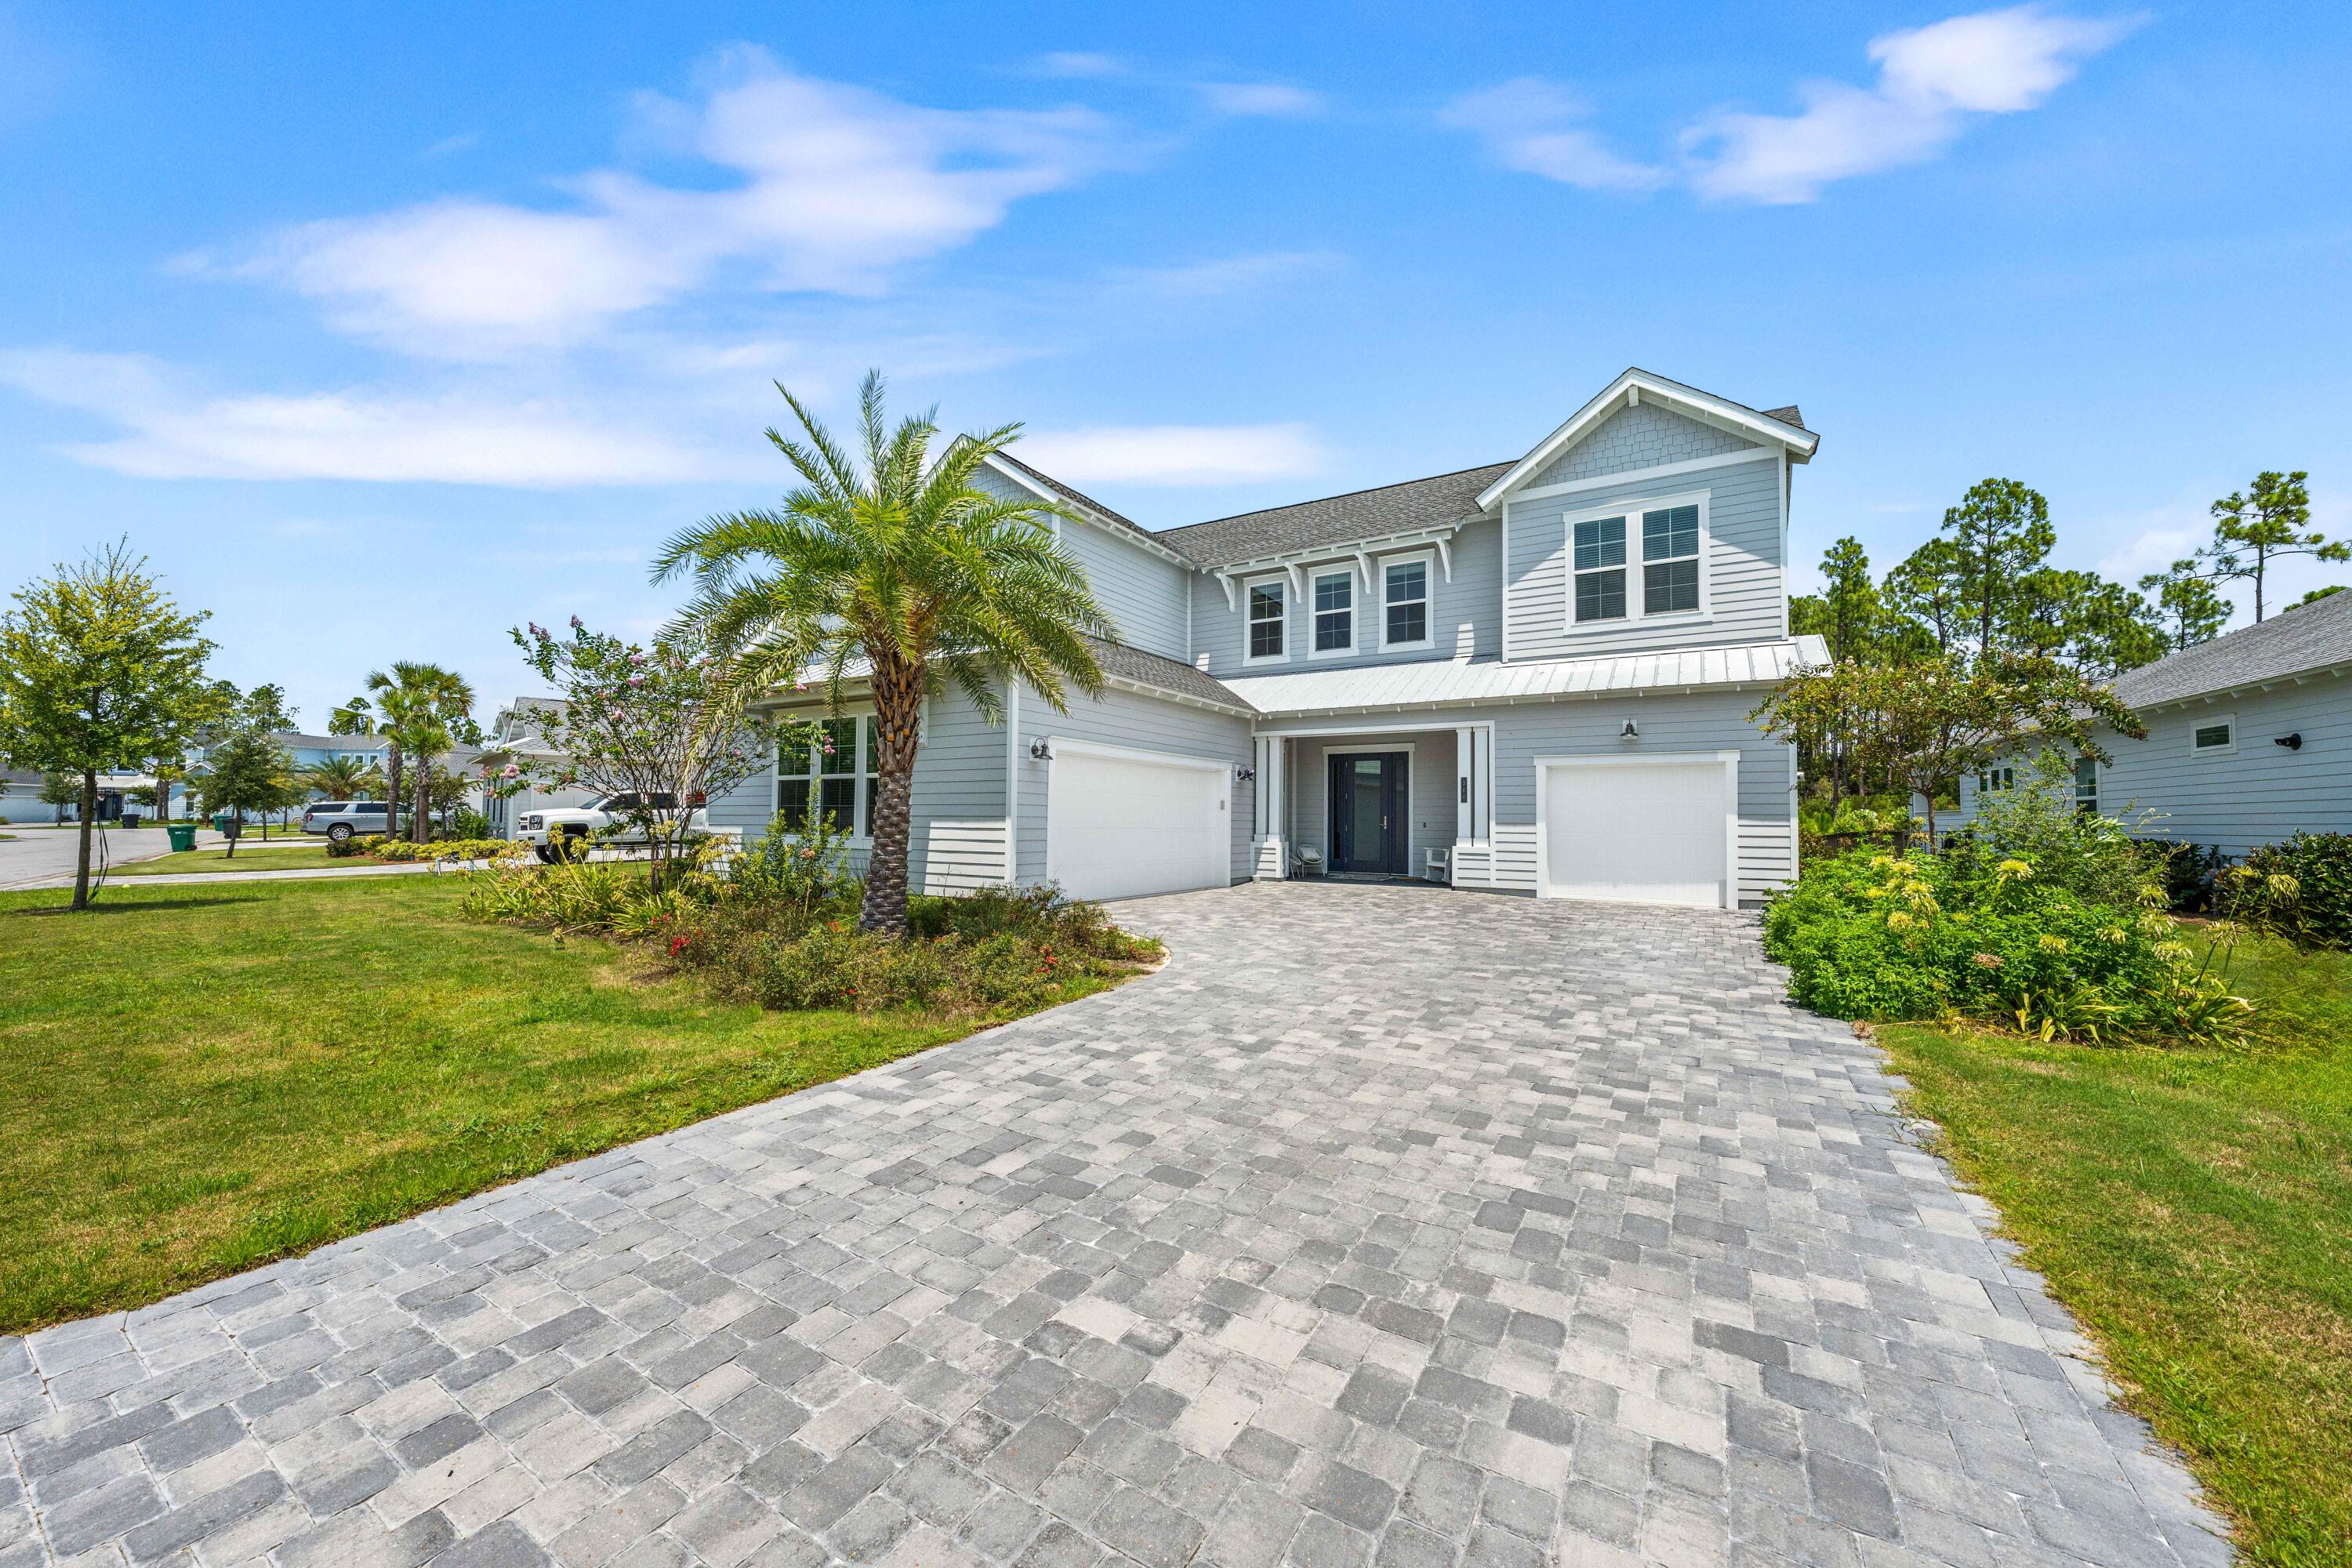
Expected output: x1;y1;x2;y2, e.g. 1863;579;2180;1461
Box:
413;759;432;843
386;748;403;840
858;659;924;937
71;771;97;910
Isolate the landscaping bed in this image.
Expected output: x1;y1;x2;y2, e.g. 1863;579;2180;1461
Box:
0;868;1148;1333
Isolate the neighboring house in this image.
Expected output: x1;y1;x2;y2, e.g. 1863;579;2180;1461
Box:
176;732;394;816
1958;586;2352;855
476;700;601;837
0;765;159;822
714;368;1826;909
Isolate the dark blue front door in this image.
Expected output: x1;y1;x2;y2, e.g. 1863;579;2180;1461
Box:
1330;752;1407;874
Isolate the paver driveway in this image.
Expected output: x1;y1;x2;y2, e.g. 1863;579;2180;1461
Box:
1;883;2228;1568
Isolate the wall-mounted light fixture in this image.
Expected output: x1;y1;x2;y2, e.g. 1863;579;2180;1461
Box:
1619;718;1639;740
1029;739;1053;761
2275;732;2303;750
1236;766;1256;782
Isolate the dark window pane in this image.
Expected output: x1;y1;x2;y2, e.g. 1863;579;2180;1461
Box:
1249;583;1285;658
820;718;856;775
1315;578;1352;652
864;718;879;775
1642;505;1700;561
2194;724;2230;749
1576;568;1626;622
776;776;810;826
779;735;809;775
1643;557;1700;615
1386;561;1425;604
864;777;878;831
820;777;858;828
1387;600;1427;645
1574;517;1626;572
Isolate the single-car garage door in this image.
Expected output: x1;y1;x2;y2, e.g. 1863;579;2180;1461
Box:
1538;753;1737;908
1046;741;1231;902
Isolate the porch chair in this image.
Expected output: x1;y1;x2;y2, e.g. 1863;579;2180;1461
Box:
1289;844;1325;879
1425;846;1450;883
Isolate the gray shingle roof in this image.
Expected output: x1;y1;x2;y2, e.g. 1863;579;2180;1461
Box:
992;453;1171;551
1152;462;1518;568
1759;405;1806;430
1085;637;1254;713
2112;587;2352;708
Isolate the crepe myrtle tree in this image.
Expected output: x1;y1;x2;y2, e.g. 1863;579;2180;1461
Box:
503;616;796;889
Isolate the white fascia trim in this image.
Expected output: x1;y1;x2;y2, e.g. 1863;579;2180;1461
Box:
1502;445;1777;506
979;453;1194;568
1476;369;1819;512
1245;681;1790;722
1256;717;1494;739
1204;523;1473;582
1101;672;1255;718
1042;735;1236;771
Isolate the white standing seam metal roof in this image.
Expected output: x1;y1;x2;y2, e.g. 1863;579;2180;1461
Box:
1220;636;1828;718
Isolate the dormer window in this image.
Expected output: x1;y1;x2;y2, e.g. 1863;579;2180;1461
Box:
1247;578;1287;662
1574;517;1628;622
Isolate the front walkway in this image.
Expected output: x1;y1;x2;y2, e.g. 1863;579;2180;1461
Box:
0;884;2227;1567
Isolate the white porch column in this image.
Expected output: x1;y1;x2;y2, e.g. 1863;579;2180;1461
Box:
1254;734;1287;878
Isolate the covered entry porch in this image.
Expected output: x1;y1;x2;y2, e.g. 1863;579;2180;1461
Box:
1247;720;1495;884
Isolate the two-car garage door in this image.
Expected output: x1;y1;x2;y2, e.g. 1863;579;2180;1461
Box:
1045;742;1232;902
1539;753;1738;908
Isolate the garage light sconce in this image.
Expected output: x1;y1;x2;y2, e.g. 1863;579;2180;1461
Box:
1029;739;1053;761
1235;766;1256;782
1619;718;1639;740
2275;732;2303;750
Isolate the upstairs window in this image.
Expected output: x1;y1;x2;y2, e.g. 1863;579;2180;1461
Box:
1574;517;1628;622
1247;580;1287;660
2073;755;2098;815
1642;504;1701;615
1385;559;1430;647
1312;570;1355;653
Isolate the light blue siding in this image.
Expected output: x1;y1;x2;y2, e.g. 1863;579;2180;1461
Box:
1188;517;1505;679
976;466;1192;662
1958;678;2352;857
1503;453;1785;662
1528;402;1759;488
1013;684;1256;887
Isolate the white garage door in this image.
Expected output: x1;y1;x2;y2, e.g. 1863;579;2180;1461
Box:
1541;755;1735;908
1046;743;1231;902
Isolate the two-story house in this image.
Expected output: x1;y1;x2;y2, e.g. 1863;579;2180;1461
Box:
710;368;1828;909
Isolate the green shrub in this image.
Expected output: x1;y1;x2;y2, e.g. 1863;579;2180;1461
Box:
1939;750;2157;909
1764;847;2252;1044
728;815;857;916
459;859;647;931
2236;833;2352;950
447;808;494;840
2147;840;2225;913
325;834;366;858
372;837;524;864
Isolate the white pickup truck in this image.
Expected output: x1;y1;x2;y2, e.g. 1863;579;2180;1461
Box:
517;791;711;862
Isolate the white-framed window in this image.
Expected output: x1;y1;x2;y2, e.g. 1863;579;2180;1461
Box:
2073;755;2098;815
1310;568;1356;656
1381;554;1433;649
1245;576;1288;665
1976;766;2015;794
2190;715;2235;754
1566;491;1711;631
778;715;880;838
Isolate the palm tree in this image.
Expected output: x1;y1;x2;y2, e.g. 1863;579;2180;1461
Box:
368;662;475;843
655;371;1114;935
303;753;376;804
326;696;374;736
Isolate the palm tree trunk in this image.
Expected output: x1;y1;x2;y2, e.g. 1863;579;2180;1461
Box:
858;658;924;936
385;746;403;840
413;757;433;843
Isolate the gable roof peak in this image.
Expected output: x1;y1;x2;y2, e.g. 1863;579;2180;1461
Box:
1475;368;1820;513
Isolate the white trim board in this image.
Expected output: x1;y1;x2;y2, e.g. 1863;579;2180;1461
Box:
1502;446;1775;506
1476;369;1817;513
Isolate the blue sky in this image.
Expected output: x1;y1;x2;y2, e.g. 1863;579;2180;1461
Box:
5;2;2349;726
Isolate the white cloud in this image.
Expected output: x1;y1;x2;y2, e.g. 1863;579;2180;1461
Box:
1684;5;2137;203
213;51;1118;358
1196;82;1325;118
1034;52;1125;79
0;348;718;486
1439;79;1668;192
1018;424;1325;486
1105;251;1342;300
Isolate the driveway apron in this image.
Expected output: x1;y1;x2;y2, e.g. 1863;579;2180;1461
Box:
0;882;2229;1567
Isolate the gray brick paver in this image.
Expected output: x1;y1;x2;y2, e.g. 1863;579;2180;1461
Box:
1;885;2227;1566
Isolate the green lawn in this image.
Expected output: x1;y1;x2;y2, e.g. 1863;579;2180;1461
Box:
0;875;1087;1334
110;844;353;876
1880;933;2352;1566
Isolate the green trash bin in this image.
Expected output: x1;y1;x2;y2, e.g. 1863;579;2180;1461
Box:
166;823;198;852
212;812;232;833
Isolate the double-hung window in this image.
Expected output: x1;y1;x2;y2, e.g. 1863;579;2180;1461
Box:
1247;579;1287;662
1642;504;1701;615
1312;570;1354;654
1573;517;1628;622
1384;558;1430;648
778;717;879;836
2073;755;2098;815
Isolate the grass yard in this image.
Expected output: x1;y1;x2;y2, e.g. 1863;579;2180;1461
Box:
108;844;350;876
1879;932;2352;1567
0;874;1105;1334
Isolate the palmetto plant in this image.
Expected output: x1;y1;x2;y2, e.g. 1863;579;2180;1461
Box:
655;371;1115;936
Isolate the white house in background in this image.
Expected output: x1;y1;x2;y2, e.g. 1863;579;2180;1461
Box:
686;368;1826;909
1959;586;2352;855
476;699;601;838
